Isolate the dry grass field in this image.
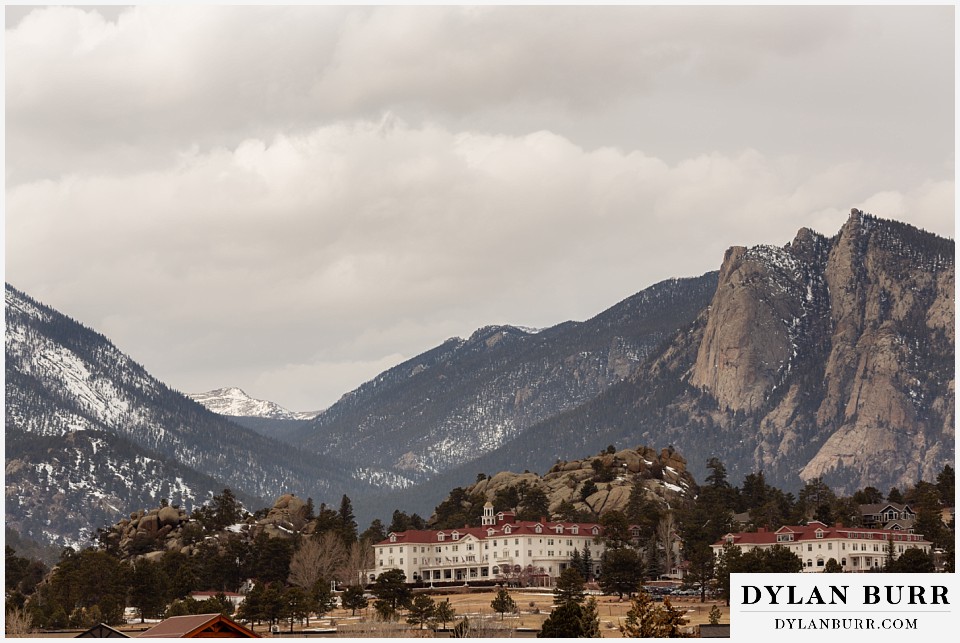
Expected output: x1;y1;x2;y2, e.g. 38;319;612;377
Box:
23;589;730;638
280;588;729;637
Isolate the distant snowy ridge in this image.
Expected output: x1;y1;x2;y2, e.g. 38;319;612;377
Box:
189;387;320;420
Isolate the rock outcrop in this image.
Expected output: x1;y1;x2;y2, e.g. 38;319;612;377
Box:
431;445;696;525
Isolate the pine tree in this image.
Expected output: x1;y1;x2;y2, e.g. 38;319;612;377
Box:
581;596;601;637
538;602;588;638
491;587;516;620
553;568;585;606
580;544;594;582
406;594;436;629
341;584;368;616
619;590;688;638
338;495;358;545
432;599;456;630
569;549;583;579
598;548;644;598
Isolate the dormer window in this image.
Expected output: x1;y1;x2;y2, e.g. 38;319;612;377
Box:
452;531;460;540
437;532;445;542
555;525;563;534
390;534;397;542
535;525;542;533
487;528;495;536
571;526;579;534
815;529;824;539
504;526;512;534
725;535;735;544
592;527;599;535
777;533;794;542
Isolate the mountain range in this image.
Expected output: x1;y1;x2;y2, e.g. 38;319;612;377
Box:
5;210;954;547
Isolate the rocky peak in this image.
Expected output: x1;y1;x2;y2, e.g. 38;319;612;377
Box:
688;211;952;490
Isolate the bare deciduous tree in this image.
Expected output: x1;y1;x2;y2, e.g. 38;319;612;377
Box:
656;512;676;578
4;607;34;638
288;531;347;589
337;540;374;586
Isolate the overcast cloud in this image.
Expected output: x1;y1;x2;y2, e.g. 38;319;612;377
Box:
5;5;954;411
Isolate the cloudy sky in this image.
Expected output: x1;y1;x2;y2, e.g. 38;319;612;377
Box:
5;4;954;412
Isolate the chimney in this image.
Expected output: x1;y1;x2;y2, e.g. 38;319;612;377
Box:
758;527;767;533
836;522;843;528
541;516;547;525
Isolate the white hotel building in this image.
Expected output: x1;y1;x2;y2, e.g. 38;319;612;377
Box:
711;521;932;572
368;503;608;585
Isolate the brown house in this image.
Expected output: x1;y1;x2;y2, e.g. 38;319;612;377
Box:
137;614;259;638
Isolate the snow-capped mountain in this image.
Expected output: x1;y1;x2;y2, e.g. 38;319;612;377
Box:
4;284;372;547
190;387;320;421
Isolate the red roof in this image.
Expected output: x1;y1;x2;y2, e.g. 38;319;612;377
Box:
713;521;931;547
377;519;603;546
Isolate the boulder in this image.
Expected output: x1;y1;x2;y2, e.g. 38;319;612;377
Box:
139;514;159;535
158;506;181;527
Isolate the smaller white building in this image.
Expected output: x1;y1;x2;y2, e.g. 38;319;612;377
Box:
711;521;932;572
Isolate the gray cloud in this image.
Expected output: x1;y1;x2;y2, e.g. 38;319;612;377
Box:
5;5;954;410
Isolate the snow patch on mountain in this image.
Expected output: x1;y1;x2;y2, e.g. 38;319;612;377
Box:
189;387;320;420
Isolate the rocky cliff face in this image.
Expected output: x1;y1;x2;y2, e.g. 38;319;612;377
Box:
684;211;953;491
438;211;953;496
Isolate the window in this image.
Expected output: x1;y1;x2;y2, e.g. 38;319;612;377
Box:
548;539;555;546
807;544;813;551
389;548;393;553
438;533;445;541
